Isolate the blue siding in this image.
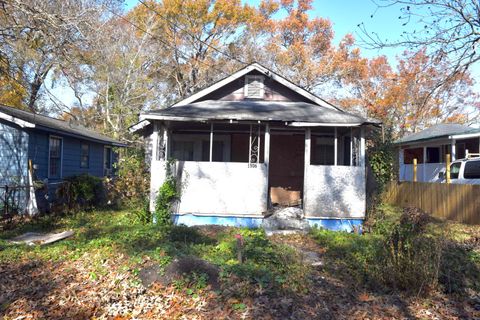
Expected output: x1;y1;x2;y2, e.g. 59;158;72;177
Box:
28;131;113;181
0;120;29;212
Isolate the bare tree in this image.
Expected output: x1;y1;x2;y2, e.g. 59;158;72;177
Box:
0;0;120;112
359;0;480;76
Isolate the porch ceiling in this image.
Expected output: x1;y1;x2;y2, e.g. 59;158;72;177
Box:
140;100;376;125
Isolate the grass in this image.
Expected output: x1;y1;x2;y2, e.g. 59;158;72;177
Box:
310;204;480;295
0;208;309;295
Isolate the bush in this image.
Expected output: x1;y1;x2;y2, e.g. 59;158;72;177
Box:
56;174;105;212
110;148;149;207
154;160;179;227
311;206;445;295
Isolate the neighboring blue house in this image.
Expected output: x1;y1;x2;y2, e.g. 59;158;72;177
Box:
0;105;125;214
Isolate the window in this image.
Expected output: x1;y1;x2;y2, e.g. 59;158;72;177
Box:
104;146;112;173
450;162;461;179
426;147;440;163
172;141;194;161
311;136;335;165
80;143;89;168
404;148;424;164
464;160;480;179
245;75;264;99
49;136;62;178
202;140;225;162
456;143;466;159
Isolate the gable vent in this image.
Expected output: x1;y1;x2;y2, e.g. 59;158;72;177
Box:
245;75;264;99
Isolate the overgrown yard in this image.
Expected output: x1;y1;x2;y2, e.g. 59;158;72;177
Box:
0;205;479;319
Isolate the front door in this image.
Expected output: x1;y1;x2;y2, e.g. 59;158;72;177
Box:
268;132;305;206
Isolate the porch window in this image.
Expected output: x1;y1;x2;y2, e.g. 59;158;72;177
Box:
404;148;423;164
311;135;335;165
426;147;440;163
172;140;195;161
49;136;62;178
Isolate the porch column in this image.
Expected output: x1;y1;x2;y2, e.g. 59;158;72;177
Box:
209;123;213;162
334;127;338;166
451;139;456;161
304;128;311;212
399;148;404;181
265;124;270;207
422;146;427;182
360;126;365;168
151;122;159;163
350;127;353;166
163;126;169;160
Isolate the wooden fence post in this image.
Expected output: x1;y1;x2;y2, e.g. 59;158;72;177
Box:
446;154;451;184
413;158;417;182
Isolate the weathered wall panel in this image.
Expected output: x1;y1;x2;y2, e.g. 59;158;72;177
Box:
150;160;268;216
304;165;366;218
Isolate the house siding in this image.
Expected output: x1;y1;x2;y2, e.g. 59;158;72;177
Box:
29;130;109;181
0;120;29;213
199;71;312;103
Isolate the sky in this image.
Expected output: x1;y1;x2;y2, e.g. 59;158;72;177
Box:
52;0;479;108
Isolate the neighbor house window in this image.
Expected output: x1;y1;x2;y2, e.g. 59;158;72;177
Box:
426;147;440;163
49;136;62;178
104;146;112;175
80;143;89;168
245;75;264;99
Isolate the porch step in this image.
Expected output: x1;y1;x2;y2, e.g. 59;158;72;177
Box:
262;206;310;233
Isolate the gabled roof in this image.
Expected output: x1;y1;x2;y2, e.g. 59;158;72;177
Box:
140;100;372;125
0;105;126;146
172;62;342;111
396;123;480;145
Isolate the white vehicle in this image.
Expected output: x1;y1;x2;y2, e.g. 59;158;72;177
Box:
438;156;480;184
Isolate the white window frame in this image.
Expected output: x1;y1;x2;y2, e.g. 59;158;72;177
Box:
244;75;265;99
104;146;112;176
48;135;63;179
80;143;90;168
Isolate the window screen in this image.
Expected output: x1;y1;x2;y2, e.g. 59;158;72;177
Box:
49;137;62;178
464;161;480;179
81;144;89;168
426;147;440;163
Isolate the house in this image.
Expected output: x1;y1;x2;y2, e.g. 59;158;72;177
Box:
0;105;125;214
132;63;379;230
396;123;480;182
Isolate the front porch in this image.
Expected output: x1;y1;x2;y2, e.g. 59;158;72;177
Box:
399;136;480;182
148;120;367;227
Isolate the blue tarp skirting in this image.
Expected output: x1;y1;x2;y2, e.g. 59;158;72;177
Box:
172;214;363;232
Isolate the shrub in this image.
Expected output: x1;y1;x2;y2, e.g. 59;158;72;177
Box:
311;206;445;295
110;148;149;207
154;160;179;227
56;174;105;212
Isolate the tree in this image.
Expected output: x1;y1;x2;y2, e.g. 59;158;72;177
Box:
359;0;480;77
129;0;263;104
339;49;479;137
0;0;119;112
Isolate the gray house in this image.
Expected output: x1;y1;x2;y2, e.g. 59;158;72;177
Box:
0;105;125;214
132;63;379;231
396;123;480;182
